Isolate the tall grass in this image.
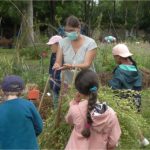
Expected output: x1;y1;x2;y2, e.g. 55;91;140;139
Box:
39;87;150;150
0;51;50;90
94;42;150;72
0;42;150;149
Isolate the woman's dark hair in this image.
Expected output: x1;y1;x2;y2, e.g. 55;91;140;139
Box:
66;15;80;28
75;69;99;138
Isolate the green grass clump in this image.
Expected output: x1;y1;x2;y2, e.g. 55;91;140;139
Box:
39;87;150;150
95;42;150;72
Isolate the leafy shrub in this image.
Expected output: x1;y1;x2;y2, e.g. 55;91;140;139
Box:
95;42;150;72
20;44;49;59
0;57;14;80
0;56;49;91
94;44;116;72
39;87;150;150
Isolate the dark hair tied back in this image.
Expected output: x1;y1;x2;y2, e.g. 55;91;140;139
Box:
75;69;99;138
128;56;138;70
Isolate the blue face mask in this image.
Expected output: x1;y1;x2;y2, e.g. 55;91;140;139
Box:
65;31;78;41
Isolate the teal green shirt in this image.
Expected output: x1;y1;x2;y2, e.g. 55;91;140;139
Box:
0;98;43;149
109;64;142;90
119;64;137;71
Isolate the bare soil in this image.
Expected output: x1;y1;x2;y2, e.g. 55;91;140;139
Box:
98;68;150;89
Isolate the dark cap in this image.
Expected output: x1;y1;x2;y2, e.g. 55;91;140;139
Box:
1;75;24;92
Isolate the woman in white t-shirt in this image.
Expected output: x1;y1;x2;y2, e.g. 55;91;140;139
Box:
53;15;97;84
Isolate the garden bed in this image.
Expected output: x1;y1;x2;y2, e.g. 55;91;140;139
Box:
98;67;150;89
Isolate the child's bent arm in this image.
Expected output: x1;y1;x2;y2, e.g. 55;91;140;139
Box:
69;92;82;106
109;77;121;90
53;46;63;69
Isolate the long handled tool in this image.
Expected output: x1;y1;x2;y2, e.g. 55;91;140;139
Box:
38;76;50;111
55;71;65;127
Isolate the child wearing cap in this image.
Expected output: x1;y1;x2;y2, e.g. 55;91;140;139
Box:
0;75;43;149
109;43;141;91
47;35;62;109
104;35;116;43
109;43;149;147
109;43;142;111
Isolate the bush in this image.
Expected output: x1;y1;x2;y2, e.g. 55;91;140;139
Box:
0;56;49;91
39;87;150;150
20;44;49;59
95;42;150;72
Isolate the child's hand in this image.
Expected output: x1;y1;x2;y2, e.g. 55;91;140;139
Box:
53;63;72;70
53;63;61;70
55;64;73;70
63;64;73;70
74;92;81;102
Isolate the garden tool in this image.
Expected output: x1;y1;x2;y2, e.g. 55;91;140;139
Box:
38;76;50;111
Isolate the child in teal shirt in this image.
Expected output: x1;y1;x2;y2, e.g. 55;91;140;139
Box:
0;75;43;149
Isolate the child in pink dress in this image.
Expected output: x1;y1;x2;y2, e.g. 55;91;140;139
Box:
65;69;121;150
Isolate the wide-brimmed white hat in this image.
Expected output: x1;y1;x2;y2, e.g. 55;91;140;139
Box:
112;43;133;58
46;35;62;45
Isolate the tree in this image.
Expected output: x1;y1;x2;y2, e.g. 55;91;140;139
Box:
21;0;34;46
26;0;34;46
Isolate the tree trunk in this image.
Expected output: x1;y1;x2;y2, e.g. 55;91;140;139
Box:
84;0;92;36
124;5;128;39
26;0;34;46
87;0;94;36
50;0;55;26
114;0;116;15
49;0;55;36
135;0;139;37
21;0;34;47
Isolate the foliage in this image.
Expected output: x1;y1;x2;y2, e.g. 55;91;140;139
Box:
0;40;150;149
39;86;150;150
0;1;21;24
94;44;116;72
1;0;150;45
19;44;49;59
0;52;49;91
39;86;74;149
56;1;83;23
94;42;150;72
0;57;14;80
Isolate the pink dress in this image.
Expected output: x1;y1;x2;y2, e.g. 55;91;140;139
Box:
65;100;121;150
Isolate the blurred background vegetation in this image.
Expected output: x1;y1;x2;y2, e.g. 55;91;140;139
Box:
0;1;150;149
0;0;150;47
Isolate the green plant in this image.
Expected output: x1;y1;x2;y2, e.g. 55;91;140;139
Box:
94;44;116;72
0;57;14;80
20;45;49;59
94;42;150;73
39;87;150;150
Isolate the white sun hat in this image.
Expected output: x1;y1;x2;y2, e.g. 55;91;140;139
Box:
46;35;62;45
112;43;133;58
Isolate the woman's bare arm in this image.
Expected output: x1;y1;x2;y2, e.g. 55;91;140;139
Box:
53;45;63;69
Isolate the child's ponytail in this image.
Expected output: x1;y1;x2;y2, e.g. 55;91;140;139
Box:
128;56;138;70
75;70;99;138
81;87;97;138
